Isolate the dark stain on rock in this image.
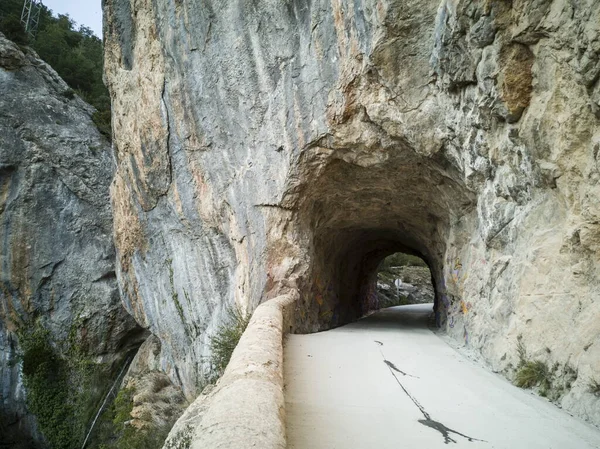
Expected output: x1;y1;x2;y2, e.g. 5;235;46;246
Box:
374;340;383;346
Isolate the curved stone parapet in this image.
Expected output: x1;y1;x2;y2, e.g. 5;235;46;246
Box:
163;294;295;449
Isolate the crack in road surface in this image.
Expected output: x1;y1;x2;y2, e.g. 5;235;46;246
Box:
375;341;419;378
376;341;485;445
384;359;419;378
286;307;600;449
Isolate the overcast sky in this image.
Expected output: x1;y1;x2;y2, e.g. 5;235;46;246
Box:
43;0;103;37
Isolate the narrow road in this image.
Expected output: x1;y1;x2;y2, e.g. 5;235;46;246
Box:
284;304;600;449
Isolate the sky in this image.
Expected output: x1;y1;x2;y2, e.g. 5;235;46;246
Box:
42;0;103;37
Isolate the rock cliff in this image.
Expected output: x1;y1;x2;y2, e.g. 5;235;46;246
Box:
103;0;600;426
0;34;144;448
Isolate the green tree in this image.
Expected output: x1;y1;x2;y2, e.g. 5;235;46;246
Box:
0;2;112;138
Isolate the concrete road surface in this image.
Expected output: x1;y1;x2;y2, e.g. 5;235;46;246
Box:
284;304;600;449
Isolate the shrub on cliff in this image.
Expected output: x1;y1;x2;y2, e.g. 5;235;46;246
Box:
19;326;78;448
16;320;115;449
0;15;28;44
90;386;174;449
208;307;251;380
514;338;578;401
18;324;95;449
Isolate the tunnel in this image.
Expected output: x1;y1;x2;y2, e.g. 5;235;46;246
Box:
290;145;475;333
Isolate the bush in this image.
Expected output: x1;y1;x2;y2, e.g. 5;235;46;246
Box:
20;331;74;447
513;338;579;401
515;361;552;391
208;307;251;380
92;110;112;138
16;321;114;449
0;15;29;45
89;386;173;449
18;325;87;448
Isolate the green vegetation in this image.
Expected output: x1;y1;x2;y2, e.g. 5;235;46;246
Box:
377;252;431;308
516;337;527;365
19;325;78;448
515;361;552;391
90;386;172;449
379;252;428;271
514;337;578;401
17;322;101;449
0;0;111;137
208;306;251;381
166;259;187;330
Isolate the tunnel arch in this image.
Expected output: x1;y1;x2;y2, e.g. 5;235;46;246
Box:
301;226;441;331
287;145;474;333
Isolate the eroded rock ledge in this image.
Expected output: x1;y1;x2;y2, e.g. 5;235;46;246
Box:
103;0;600;430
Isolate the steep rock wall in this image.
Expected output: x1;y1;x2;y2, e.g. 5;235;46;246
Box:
104;0;600;425
0;34;144;447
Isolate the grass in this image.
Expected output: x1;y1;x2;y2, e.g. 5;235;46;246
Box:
208;306;251;381
513;337;578;401
589;379;600;397
516;337;527;364
515;361;552;391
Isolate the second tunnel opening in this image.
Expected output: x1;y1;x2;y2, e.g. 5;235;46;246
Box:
375;252;434;310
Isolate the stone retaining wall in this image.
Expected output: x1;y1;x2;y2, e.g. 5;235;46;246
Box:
163;294;295;449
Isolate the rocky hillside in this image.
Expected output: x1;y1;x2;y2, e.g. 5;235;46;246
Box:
0;34;144;448
377;265;435;308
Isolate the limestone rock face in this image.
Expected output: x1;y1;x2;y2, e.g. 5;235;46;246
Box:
0;34;143;447
104;0;600;425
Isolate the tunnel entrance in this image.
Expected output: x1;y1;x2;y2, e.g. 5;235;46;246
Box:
375;252;434;310
285;132;476;334
292;225;444;333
